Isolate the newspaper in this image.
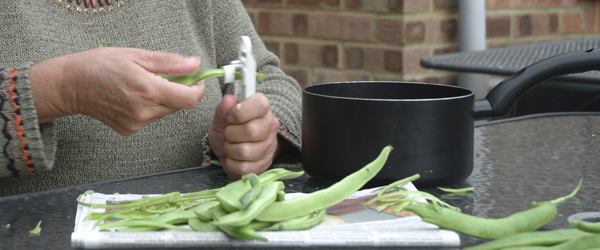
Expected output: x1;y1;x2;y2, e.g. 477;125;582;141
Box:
71;183;460;249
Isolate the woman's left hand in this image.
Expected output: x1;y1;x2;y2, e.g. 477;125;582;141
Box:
208;93;280;179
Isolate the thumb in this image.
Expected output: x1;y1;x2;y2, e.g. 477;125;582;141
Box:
137;50;201;75
212;95;238;130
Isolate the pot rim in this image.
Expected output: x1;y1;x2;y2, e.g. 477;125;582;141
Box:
302;81;474;102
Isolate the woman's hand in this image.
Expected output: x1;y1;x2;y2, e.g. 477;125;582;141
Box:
208;93;280;179
29;47;206;136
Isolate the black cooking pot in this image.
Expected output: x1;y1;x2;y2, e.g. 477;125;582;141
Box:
302;48;600;188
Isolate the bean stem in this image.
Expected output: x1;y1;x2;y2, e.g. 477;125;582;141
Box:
438;187;475;193
158;69;266;86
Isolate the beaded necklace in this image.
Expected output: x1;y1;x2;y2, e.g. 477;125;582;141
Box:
57;0;130;14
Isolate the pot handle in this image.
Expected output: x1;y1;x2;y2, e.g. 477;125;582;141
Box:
474;48;600;119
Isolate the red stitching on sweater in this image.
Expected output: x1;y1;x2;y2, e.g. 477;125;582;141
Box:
8;66;35;175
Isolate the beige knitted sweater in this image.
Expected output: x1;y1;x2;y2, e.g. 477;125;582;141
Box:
0;0;302;196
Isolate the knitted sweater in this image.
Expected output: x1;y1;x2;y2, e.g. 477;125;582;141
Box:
0;0;302;196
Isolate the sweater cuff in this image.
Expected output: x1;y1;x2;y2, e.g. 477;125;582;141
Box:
0;64;57;177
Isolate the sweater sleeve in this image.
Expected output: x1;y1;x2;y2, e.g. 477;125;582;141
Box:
201;0;303;168
0;64;57;178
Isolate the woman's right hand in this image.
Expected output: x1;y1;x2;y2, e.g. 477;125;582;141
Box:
29;47;206;136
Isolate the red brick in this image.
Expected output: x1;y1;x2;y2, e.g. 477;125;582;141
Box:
424;18;457;43
283;42;339;67
486;15;511;38
363;48;388;72
281;67;310;88
313;14;372;42
537;0;580;7
561;0;581;6
440;19;458;41
344;47;364;69
402;48;429;74
342;46;389;72
375;18;404;44
433;0;458;11
517;14;532;36
292;14;309;36
403;0;430;13
287;0;340;10
263;40;280;58
284;43;298;64
510;0;535;8
562;12;583;34
433;46;459;55
384;50;403;72
388;0;430;13
321;45;339;68
537;0;563;7
519;13;558;36
583;1;597;32
345;0;388;12
487;0;510;8
313;69;371;85
241;0;284;8
405;20;425;44
550;14;559;33
257;12;308;36
257;12;294;35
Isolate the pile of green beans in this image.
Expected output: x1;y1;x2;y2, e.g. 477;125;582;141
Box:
364;174;595;249
78;145;394;241
364;173;461;213
404;179;581;240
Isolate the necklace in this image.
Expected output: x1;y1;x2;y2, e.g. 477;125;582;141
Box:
57;0;130;14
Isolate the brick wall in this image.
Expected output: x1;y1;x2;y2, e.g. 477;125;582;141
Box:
242;0;600;88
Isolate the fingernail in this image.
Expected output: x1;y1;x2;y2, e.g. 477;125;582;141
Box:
185;56;200;66
196;79;206;88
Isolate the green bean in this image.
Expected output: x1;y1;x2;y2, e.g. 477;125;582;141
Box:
260;209;326;231
364;191;407;206
255;145;393;222
570;219;600;233
99;220;192;232
405;201;557;240
257;168;305;185
217;224;268;242
501;233;600;250
76;190;95;206
214;181;284;227
109;201;219;232
88;209;159;224
28;221;42;237
463;228;592;250
438;187;475;193
373;174;420;196
216;179;251;213
194;208;215;222
276;190;286;201
212;204;228;220
90;192;181;209
158;69;266;86
188;217;219;231
211;204;271;241
241;173;262;209
405;179;582;240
